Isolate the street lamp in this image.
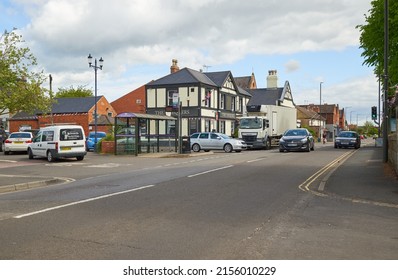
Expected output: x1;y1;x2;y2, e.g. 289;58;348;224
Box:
350;110;356;126
344;106;351;129
319;82;323;141
88;54;104;152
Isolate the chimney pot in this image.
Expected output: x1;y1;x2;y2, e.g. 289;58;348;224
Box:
170;59;180;73
267;69;278;88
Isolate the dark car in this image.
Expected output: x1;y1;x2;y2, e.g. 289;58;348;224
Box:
279;128;315;152
334;131;361;149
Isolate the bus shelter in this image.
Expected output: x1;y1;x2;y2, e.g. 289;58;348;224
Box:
114;112;177;156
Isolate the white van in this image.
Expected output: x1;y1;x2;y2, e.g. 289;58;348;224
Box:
28;125;87;162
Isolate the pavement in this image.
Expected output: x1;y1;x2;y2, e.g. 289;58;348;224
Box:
320;144;398;207
1;147;398;209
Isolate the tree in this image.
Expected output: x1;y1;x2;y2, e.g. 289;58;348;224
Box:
55;85;93;98
357;0;398;96
0;30;51;115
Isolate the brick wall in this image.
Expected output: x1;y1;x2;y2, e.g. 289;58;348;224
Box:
111;85;146;114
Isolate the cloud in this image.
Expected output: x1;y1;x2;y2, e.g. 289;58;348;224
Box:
285;60;300;73
19;0;370;70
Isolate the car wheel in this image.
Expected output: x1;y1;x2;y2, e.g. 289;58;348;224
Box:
279;149;284;153
311;143;315;151
224;143;233;153
76;156;84;161
4;150;9;155
28;148;34;159
192;143;201;152
47;150;55;162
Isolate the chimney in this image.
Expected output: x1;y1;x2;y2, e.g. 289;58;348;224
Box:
170;59;180;73
267;70;278;88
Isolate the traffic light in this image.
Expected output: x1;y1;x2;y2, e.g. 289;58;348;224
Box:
371;106;377;120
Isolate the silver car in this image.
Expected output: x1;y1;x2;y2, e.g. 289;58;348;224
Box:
190;132;246;153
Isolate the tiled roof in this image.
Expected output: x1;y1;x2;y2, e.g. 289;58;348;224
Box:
147;68;217;87
10;96;100;120
246;88;283;106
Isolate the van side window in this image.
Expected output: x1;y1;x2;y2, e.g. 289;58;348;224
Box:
33;132;42;143
60;129;83;141
43;131;54;142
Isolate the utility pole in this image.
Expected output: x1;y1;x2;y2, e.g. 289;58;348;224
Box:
383;0;389;162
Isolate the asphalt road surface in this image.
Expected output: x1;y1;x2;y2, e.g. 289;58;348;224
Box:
0;141;397;259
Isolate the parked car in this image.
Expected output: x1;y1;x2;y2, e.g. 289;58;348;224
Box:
2;132;33;155
279;128;315;152
190;132;246;153
334;131;361;149
28;125;87;162
86;131;107;151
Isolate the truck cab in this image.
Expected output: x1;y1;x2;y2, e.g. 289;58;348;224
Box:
239;116;272;149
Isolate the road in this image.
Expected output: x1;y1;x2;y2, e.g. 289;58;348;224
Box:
0;141;397;259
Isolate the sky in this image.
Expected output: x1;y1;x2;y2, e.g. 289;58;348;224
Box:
1;0;380;125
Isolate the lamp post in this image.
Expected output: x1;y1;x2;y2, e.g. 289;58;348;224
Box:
88;54;104;152
319;82;323;142
344;106;351;130
350;110;356;126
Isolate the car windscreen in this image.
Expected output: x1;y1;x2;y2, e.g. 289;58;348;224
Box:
10;133;31;138
60;129;84;141
339;132;356;138
284;130;306;136
89;132;106;138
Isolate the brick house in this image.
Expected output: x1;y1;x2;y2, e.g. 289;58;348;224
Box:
234;72;257;89
9;96;116;136
111;84;146;114
299;103;342;140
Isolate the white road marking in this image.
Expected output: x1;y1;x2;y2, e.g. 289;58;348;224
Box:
14;184;155;219
246;158;266;163
187;165;234;178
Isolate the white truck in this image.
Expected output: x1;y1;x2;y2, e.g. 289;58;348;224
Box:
238;104;297;149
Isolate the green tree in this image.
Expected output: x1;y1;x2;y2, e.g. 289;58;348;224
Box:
55;85;93;98
0;30;51;115
357;0;398;95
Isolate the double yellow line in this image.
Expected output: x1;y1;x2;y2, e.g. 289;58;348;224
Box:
298;150;355;195
298;149;398;209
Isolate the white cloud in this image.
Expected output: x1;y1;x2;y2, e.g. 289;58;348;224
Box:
285;60;300;73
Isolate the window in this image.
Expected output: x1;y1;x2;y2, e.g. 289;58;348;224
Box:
167;89;178;106
239;98;243;112
43;131;54;142
60;129;83;141
231;97;236;111
220;94;225;109
220;121;225;134
204;89;211;107
210;133;219;139
199;133;209;139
